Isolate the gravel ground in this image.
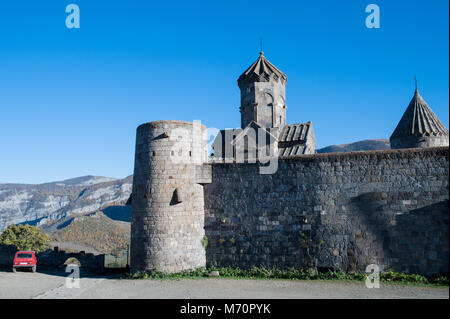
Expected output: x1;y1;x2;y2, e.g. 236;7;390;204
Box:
0;269;448;299
78;278;449;299
0;269;66;299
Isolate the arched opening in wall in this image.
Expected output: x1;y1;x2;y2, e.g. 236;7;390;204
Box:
260;104;273;128
257;92;274;127
64;257;81;267
244;135;249;162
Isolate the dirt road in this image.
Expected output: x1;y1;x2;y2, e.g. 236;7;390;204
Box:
0;269;447;299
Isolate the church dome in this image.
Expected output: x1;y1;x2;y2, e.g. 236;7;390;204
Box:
237;52;287;87
390;88;449;149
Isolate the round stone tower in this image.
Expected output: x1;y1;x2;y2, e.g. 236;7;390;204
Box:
130;120;208;273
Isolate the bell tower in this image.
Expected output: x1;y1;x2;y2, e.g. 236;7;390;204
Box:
237;52;287;129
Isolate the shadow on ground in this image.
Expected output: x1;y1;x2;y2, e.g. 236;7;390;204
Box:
0;265;125;279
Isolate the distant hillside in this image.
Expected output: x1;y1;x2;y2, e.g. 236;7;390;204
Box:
49;211;130;255
0;175;132;232
316;139;390;154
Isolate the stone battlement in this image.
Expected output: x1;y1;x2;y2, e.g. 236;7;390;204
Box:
209;146;448;165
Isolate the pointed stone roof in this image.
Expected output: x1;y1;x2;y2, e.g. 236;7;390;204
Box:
278;122;316;157
238;52;287;87
390;89;449;139
278;122;313;143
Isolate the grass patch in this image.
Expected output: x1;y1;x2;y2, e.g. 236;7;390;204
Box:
380;270;448;286
122;266;449;287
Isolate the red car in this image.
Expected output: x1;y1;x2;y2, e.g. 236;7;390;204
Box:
12;251;37;273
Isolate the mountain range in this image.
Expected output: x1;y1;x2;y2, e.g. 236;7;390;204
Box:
47;210;130;255
316;138;390;153
0;175;132;232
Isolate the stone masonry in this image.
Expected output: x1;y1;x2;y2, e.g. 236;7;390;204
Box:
130;120;210;273
204;147;449;276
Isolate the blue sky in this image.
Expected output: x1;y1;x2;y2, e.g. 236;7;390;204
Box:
0;0;448;184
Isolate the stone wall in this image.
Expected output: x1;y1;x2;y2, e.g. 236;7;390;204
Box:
130;120;209;273
0;244;17;268
204;147;449;276
0;245;105;272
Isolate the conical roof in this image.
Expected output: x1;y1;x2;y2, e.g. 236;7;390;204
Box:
390;89;449;139
238;52;287;87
